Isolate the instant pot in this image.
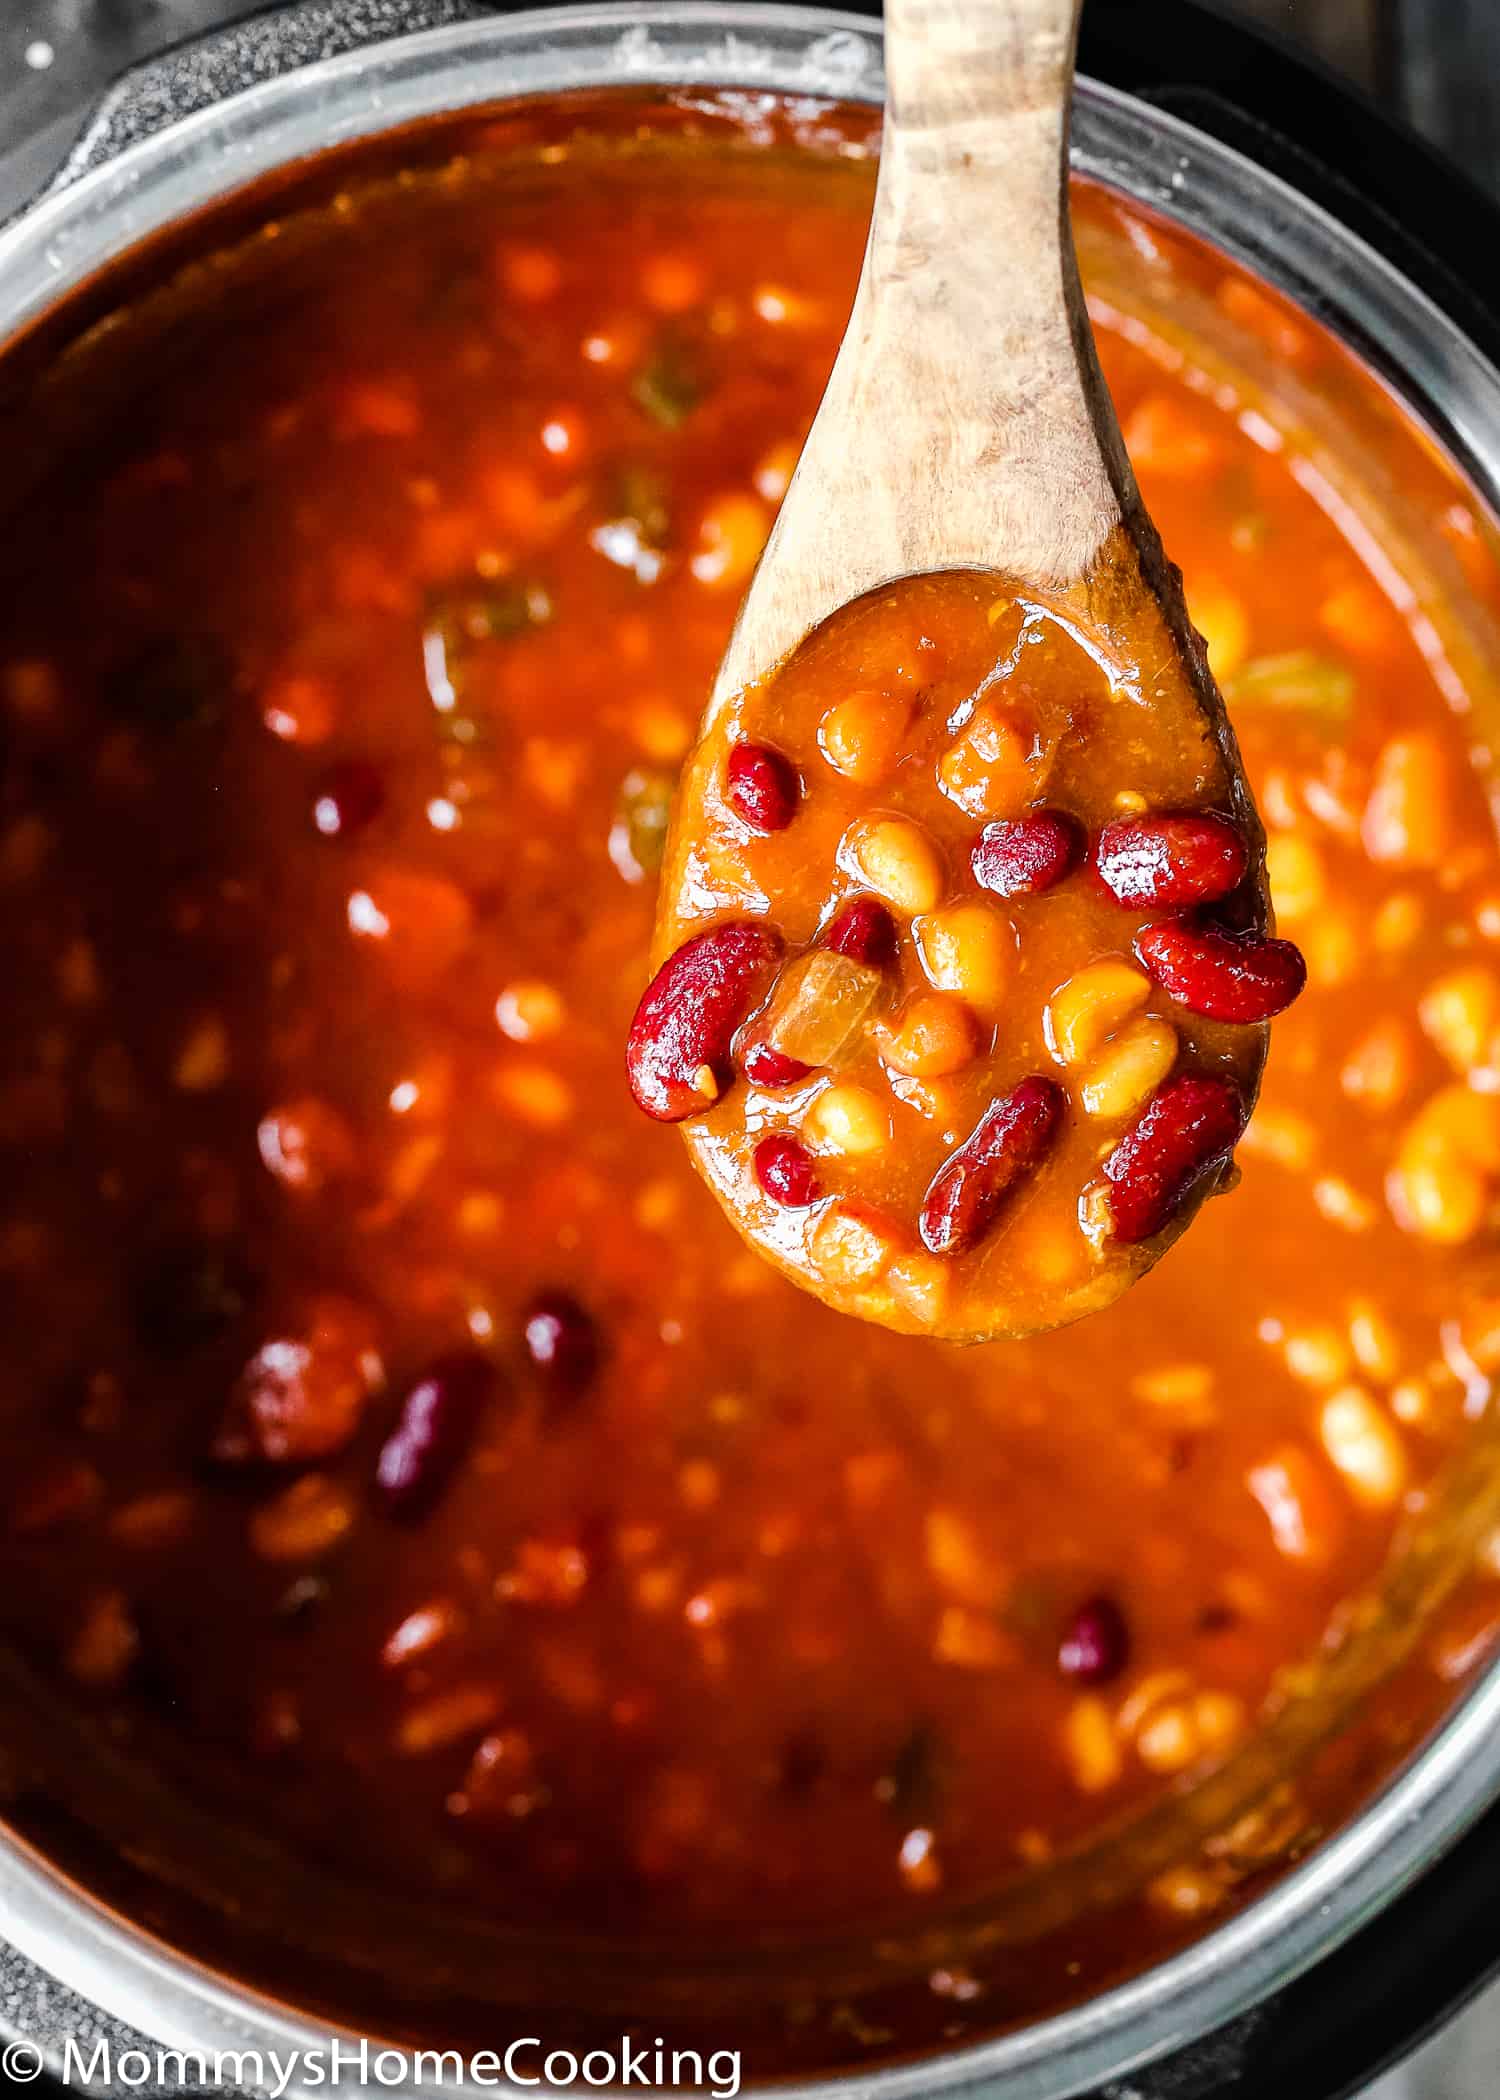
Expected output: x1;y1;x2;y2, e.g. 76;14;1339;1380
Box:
2;3;1500;2096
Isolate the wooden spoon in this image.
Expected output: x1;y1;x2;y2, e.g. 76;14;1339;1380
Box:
629;0;1304;1341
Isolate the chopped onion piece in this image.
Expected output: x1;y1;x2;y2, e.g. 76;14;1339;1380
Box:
765;950;885;1068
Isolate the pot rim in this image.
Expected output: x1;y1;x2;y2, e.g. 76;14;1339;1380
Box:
3;7;1500;2098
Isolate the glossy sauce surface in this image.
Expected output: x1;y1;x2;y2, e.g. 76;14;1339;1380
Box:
1;96;1499;2055
645;565;1299;1338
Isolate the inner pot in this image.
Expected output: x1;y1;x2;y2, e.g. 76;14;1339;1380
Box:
1;10;1500;2099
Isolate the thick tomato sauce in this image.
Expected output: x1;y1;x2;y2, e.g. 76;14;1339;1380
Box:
642;567;1297;1340
0;93;1499;2056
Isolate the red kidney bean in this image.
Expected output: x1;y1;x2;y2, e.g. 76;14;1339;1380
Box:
1095;812;1247;908
742;1038;814;1088
823;894;897;968
1103;1073;1244;1244
218;1303;378;1464
522;1291;600;1400
1058;1595;1130;1685
754;1132;822;1208
920;1076;1063;1256
376;1352;497;1517
726;741;799;833
627;921;783;1120
312;759;385;838
971;812;1082;899
1135;918;1307;1023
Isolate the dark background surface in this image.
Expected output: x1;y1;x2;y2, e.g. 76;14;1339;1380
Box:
2;0;1500;207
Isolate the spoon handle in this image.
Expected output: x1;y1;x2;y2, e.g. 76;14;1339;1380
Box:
714;0;1138;698
876;0;1132;548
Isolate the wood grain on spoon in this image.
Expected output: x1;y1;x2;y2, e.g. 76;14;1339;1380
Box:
630;0;1305;1342
717;0;1127;686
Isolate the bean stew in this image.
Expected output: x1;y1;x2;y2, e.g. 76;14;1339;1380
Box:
2;90;1500;2066
640;565;1304;1339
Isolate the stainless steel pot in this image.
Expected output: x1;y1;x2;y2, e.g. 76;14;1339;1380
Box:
2;7;1500;2096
